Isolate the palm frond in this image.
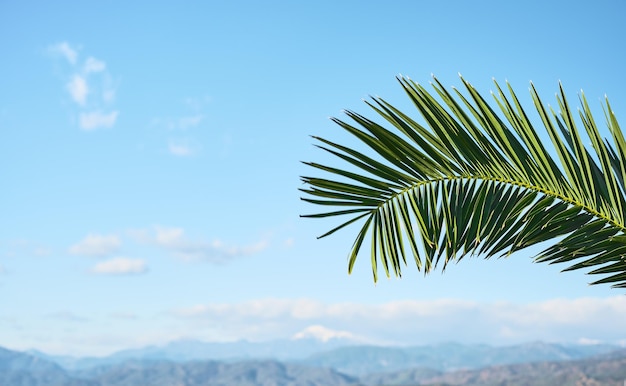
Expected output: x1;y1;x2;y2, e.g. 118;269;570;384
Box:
301;75;626;288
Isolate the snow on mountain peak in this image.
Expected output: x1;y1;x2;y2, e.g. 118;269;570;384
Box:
291;325;356;342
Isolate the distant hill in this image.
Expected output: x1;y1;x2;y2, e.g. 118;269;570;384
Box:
0;346;362;386
29;337;357;371
0;347;96;386
74;359;363;386
298;341;621;375
5;342;626;386
413;355;626;386
355;350;626;385
28;339;622;375
364;366;444;385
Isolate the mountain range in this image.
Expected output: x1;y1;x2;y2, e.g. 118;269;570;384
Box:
26;338;621;375
26;337;354;371
3;340;626;385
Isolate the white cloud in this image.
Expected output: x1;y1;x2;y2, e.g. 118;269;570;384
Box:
49;42;78;64
577;337;602;345
133;226;269;263
170;297;626;346
79;110;119;130
168;142;193;156
67;75;88;105
91;257;148;275
125;228;149;243
170;238;268;262
69;234;121;257
83;56;106;73
153;226;184;245
48;42;120;131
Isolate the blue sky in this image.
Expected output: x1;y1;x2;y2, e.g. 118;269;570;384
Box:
2;0;626;356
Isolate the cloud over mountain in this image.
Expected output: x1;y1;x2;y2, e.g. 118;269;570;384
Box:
170;297;626;346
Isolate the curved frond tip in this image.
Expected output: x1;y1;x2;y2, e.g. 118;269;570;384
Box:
301;75;626;288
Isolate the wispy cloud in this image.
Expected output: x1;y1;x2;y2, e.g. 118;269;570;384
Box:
151;96;210;155
2;239;51;258
66;75;88;105
170;297;626;346
168;140;193;156
46;311;89;323
33;247;51;256
48;42;78;64
108;311;139;320
283;238;295;248
577;337;602;345
129;226;269;263
102;82;116;103
91;257;148;275
157;228;268;262
177;115;203;130
48;41;119;131
83;56;106;73
69;234;121;257
79;110;119;130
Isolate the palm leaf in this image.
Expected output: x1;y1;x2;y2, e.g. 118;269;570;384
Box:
300;75;626;288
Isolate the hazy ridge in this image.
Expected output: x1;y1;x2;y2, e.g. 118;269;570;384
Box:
2;341;626;385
